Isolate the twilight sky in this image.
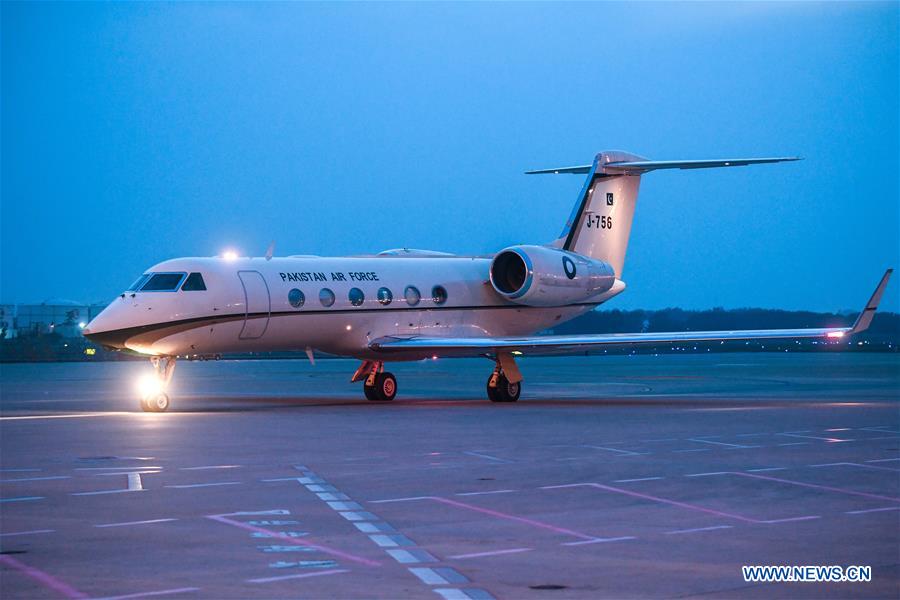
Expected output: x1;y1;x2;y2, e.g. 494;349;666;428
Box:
2;1;897;311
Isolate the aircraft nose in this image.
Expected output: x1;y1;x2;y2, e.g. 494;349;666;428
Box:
83;306;130;350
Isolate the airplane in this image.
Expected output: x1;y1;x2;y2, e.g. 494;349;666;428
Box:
83;150;893;412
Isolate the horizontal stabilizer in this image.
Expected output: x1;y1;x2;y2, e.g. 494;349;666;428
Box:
526;156;800;176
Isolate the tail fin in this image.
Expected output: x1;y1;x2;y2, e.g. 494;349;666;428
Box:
529;151;800;277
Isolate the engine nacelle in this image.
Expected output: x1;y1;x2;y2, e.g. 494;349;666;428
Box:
489;245;616;306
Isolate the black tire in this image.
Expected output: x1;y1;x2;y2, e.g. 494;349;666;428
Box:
493;374;521;403
140;396;154;412
486;375;501;402
375;372;397;401
363;383;380;401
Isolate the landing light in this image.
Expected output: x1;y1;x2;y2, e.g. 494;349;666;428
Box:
136;374;163;398
222;250;239;261
826;331;845;339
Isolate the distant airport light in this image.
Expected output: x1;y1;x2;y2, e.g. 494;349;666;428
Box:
345;325;352;331
826;331;845;338
78;322;86;329
222;250;239;261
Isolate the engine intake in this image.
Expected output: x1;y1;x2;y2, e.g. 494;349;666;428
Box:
489;245;616;307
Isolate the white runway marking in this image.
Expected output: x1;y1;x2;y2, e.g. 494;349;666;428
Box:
561;536;636;546
166;482;241;489
688;438;754;449
371;496;432;504
0;529;55;537
762;515;821;524
613;477;663;483
777;442;809;446
685;472;729;478
672;448;710;453
746;467;787;472
583;445;644;456
409;567;450;585
179;465;241;471
386;549;437;564
778;432;852;442
0;468;41;473
664;525;733;535
846;506;900;515
326;501;362;511
449;548;532;559
867;458;900;463
247;568;348;584
127;473;143;491
76;466;162;471
0;412;132;421
455;490;515;496
463;451;513;464
71;489;135;496
0;475;70;483
95;518;177;528
95;587;200;600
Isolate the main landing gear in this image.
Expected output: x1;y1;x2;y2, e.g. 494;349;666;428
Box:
352;352;523;403
139;356;176;412
351;360;397;402
485;352;522;402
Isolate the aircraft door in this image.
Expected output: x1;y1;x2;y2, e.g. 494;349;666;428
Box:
238;271;271;339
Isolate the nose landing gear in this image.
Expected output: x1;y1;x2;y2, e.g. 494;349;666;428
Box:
140;356;177;412
352;360;397;401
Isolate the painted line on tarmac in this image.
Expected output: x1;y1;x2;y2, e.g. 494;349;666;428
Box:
207;513;380;567
247;568;349;584
0;475;70;483
664;525;733;535
0;529;55;537
672;448;710;453
434;589;495;600
846;506;900;515
0;412;133;421
463;451;513;464
760;515;821;524
684;472;730;478
95;518;178;528
71;489;139;496
94;587;201;599
0;468;41;473
735;472;900;503
613;477;664;483
688;438;755;449
777;433;853;443
582;445;646;456
179;465;241;471
777;442;809;446
745;467;787;472
810;461;900;472
866;457;900;463
288;466;493;598
166;482;241;489
561;536;636;546
0;554;87;599
0;496;44;502
455;490;515;497
448;548;532;560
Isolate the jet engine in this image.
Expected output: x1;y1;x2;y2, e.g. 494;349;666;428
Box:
489;245;616;307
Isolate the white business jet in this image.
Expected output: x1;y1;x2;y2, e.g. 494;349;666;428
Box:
84;151;892;412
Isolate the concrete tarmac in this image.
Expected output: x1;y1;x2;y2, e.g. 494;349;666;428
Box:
1;353;898;599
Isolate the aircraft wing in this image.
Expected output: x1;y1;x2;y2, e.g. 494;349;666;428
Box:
370;269;892;357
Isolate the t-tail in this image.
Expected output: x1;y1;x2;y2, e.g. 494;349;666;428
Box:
528;151;801;277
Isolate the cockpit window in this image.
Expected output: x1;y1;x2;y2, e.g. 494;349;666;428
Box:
140;272;186;292
127;274;150;291
181;272;207;291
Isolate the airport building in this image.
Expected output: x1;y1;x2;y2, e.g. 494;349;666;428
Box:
0;300;107;339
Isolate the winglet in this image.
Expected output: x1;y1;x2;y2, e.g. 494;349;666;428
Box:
850;269;893;334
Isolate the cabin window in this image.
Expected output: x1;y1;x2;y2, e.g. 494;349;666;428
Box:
181;272;207;291
127;274;150;291
377;287;393;306
288;288;305;308
432;285;448;305
319;288;336;307
140;272;186;292
349;287;364;307
404;285;421;306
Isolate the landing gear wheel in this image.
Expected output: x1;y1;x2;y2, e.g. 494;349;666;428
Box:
488;373;520;403
142;392;170;412
364;372;397;402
